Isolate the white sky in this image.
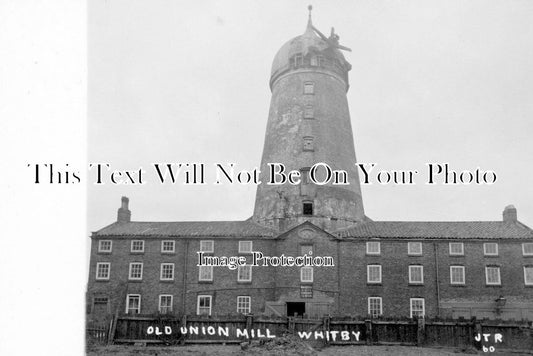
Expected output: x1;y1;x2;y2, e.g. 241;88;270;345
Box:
88;0;533;231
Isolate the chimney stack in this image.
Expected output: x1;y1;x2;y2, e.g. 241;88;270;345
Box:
502;205;517;223
117;196;131;223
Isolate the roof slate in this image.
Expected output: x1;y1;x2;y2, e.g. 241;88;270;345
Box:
335;221;533;240
93;220;275;238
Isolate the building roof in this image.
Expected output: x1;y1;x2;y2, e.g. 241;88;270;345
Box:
92;220;275;238
335;221;533;240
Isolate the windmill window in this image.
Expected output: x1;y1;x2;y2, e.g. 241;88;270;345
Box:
303;136;314;151
303;82;314;94
304;105;314;119
303;202;313;215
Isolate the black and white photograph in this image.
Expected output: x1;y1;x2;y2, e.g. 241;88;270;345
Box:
2;1;533;355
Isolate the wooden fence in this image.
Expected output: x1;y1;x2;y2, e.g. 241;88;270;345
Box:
92;314;533;352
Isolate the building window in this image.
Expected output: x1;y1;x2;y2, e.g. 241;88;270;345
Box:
160;263;174;281
303;82;314;94
301;266;313;283
200;240;214;253
449;242;464;256
95;262;110;280
161;240;175;253
300;167;310;184
523;243;533;256
237;265;252;282
237;296;251;314
368;297;382;317
300;286;313;298
367;265;382;284
199;265;213;281
197;295;212;316
159;295;173;314
485;266;501;285
409;265;424;284
239;241;253;253
366;241;381;255
93;296;109;311
126;294;141;314
317;55;325;66
131;240;144;253
408;242;422;255
300;244;313;256
98;240;112;253
129;262;143;280
450;266;465;285
303;202;313;215
483;243;498;256
303;136;314;151
304;105;314;119
410;298;425;318
524;266;533;286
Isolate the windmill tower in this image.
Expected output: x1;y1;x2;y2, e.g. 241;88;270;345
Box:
253;6;366;232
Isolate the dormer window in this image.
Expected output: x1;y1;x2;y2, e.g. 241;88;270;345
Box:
292;54;303;68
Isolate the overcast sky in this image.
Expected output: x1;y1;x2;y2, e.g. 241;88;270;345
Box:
88;0;533;232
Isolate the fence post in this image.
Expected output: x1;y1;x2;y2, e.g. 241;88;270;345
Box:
474;320;482;350
288;316;295;334
108;310;119;345
180;315;187;345
323;316;331;345
416;316;425;346
365;320;372;345
246;314;253;331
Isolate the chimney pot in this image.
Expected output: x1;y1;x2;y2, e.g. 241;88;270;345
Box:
502;205;517;223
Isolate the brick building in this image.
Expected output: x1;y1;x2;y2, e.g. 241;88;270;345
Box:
87;9;533;323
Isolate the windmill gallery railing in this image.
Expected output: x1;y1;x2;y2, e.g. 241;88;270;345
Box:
87;314;533;352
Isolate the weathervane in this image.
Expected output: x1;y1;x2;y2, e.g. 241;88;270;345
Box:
307;5;352;52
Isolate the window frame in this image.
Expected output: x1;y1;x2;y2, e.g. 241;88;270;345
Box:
161;240;175;253
523;243;533;256
366;241;381;255
483;243;498;256
449;242;464;256
407;242;422;255
128;262;143;280
450;265;466;285
410;298;425;318
198;265;213;282
200;240;214;253
237;265;252;282
408;265;424;284
131;240;145;253
95;262;110;280
160;263;175;281
236;296;251;314
238;241;253;254
367;264;382;284
98;240;112;253
368;297;383;317
197;295;212;316
485;266;501;286
125;294;141;314
159;294;173;314
524;266;533;286
300;266;314;283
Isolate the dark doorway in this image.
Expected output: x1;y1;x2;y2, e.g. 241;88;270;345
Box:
286;302;305;317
